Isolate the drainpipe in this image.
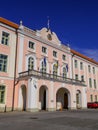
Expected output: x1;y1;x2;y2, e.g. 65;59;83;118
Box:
71;54;75;80
12;29;18;111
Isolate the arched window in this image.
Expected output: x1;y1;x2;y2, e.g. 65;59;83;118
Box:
41;61;47;74
63;67;67;79
76;90;81;109
0;85;5;103
53;64;58;78
28;57;34;70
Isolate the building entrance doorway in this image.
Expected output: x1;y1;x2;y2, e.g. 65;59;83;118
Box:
56;88;70;110
39;86;48;110
18;85;26;111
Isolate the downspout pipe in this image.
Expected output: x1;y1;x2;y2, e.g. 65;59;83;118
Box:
12;29;18;111
72;54;75;80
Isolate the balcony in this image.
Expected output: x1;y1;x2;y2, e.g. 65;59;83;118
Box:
18;69;86;86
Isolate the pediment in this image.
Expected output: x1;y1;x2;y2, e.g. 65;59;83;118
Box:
38;27;61;45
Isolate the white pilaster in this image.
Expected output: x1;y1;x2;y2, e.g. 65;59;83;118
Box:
27;78;38;110
49;81;54;110
18;34;24;73
70;86;76;109
82;87;87;108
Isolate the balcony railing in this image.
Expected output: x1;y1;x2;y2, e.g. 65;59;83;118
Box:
18;69;86;86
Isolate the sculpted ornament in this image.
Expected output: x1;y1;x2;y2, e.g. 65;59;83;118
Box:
47;33;52;40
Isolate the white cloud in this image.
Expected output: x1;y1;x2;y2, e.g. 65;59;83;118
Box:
73;47;98;62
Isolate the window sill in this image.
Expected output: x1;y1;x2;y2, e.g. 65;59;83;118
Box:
27;48;36;53
41;53;48;57
0;103;5;107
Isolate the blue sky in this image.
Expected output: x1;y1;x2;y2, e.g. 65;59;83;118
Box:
0;0;98;61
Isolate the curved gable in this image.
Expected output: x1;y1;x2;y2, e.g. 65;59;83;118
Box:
39;27;61;45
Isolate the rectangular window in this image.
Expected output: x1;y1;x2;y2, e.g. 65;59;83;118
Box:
75;74;78;80
90;95;93;102
80;62;83;70
0;85;5;103
0;54;8;72
62;54;66;61
93;67;95;74
74;60;78;68
53;51;57;57
42;47;47;54
76;93;79;104
88;65;91;73
29;41;35;49
81;75;84;82
89;78;92;88
1;31;9;45
94;79;96;89
95;95;97;102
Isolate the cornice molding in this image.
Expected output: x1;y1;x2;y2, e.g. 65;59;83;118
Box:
0;23;16;32
18;29;71;55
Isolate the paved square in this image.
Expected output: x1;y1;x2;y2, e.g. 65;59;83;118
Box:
0;109;98;130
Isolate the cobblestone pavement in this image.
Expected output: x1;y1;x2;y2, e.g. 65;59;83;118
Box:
0;109;98;130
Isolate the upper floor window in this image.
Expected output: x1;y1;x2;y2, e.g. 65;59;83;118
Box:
88;65;91;73
53;63;58;78
0;85;5;104
81;75;84;82
94;79;96;89
89;78;92;88
1;31;9;45
80;62;83;70
62;54;66;61
28;57;34;70
29;41;35;49
74;60;78;68
53;51;57;58
42;47;47;54
75;74;78;80
0;54;8;72
41;58;47;74
93;67;95;74
63;67;67;79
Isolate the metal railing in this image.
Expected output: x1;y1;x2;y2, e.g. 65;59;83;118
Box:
18;69;85;86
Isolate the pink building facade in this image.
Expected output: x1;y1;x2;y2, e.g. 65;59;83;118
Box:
0;17;98;112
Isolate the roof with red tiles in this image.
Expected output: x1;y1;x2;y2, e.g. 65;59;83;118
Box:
71;49;98;65
0;17;19;29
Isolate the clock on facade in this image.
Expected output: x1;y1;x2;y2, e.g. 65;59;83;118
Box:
47;33;52;40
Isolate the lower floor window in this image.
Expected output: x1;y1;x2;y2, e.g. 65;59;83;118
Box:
90;94;93;102
95;95;97;102
0;85;5;103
